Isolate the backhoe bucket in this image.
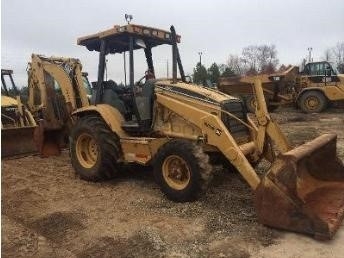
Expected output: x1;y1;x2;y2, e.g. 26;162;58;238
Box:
255;133;344;239
1;126;37;157
33;121;62;157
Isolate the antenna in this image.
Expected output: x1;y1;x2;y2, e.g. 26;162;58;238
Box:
125;14;133;24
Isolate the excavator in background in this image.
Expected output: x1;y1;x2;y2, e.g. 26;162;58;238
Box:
218;61;344;113
1;69;37;157
27;54;90;156
69;23;344;239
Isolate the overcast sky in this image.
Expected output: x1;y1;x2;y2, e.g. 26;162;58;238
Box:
2;0;344;87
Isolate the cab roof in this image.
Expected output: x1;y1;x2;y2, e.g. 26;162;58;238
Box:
77;24;181;54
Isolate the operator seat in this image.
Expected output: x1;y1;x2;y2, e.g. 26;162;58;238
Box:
121;80;155;134
91;80;127;116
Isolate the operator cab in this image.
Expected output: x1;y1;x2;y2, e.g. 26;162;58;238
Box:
1;69;19;97
77;24;181;134
301;61;340;84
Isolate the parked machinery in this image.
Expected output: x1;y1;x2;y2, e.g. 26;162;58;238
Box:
69;23;344;239
27;54;90;156
1;69;37;157
218;62;344;113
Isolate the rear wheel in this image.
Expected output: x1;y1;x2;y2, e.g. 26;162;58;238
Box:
70;116;121;181
299;91;327;113
154;140;212;202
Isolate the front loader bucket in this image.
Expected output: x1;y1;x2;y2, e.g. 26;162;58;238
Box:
1;126;37;158
255;133;344;240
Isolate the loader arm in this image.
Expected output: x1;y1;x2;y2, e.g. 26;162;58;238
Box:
253;79;291;155
156;92;261;189
251;80;344;239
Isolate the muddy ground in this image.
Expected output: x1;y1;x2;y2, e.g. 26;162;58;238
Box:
2;107;344;258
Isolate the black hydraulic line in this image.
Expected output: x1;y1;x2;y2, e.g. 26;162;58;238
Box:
129;36;134;88
170;26;178;84
129;36;142;124
170;26;185;82
144;46;155;75
95;39;107;104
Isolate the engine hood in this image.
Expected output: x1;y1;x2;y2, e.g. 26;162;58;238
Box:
154;80;239;105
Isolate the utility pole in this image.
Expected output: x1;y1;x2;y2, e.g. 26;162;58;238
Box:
198;52;203;65
307;47;313;63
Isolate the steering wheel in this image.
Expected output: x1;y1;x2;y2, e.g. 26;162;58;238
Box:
135;70;155;86
135;75;146;86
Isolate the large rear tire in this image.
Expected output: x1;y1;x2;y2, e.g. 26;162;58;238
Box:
299;91;327;113
70;116;121;181
154;140;212;202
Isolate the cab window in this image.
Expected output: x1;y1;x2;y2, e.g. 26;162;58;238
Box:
308;63;325;76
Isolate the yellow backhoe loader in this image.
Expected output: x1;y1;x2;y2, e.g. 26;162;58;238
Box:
27;54;90;156
69;23;344;239
1;69;37;157
219;61;344;113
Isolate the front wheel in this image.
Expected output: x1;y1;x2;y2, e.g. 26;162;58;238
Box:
154;140;212;202
299;91;327;113
70;116;121;181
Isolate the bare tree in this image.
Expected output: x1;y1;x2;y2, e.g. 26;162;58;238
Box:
332;42;344;73
226;54;247;75
322;48;333;61
241;44;279;74
258;44;278;73
225;44;279;76
242;45;260;72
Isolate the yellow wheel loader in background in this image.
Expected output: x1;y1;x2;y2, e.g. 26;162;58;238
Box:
69;23;344;239
1;69;37;157
296;61;344;112
27;54;90;156
218;61;344;113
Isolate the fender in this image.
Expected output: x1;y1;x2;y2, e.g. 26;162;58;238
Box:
297;86;344;101
72;104;127;137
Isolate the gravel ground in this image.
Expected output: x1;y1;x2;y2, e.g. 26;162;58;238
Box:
2;107;344;257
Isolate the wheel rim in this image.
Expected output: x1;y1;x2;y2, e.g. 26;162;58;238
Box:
162;155;191;190
75;133;99;168
304;96;320;111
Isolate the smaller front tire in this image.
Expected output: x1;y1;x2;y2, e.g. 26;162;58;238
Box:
154;140;212;202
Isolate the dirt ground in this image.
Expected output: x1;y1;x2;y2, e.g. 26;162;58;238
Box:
2;107;344;258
